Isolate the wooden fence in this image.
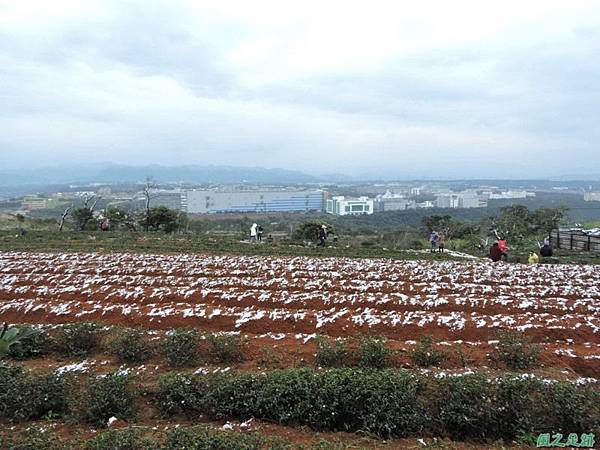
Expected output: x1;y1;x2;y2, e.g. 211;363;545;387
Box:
550;229;600;253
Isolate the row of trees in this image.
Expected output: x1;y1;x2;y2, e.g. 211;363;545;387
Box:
67;203;186;233
421;205;568;251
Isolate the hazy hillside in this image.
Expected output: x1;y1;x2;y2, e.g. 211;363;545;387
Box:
0;163;325;186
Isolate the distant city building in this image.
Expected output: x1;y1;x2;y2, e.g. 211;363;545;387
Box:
22;196;47;210
150;191;184;211
184;189;325;214
378;197;410;211
416;200;435;208
584;192;600;202
435;191;486;209
326;196;374;216
376;190;409;211
458;192;483;208
436;195;460;209
488;190;535;200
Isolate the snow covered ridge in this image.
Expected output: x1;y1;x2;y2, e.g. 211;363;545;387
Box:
1;251;599;340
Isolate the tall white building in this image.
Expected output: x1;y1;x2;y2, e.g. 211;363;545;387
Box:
326;196;374;216
584;192;600;202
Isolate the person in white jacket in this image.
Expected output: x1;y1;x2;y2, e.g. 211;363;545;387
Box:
250;223;258;243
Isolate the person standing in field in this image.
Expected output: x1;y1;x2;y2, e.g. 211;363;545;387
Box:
437;232;446;253
528;251;539;264
250;223;258;243
257;225;264;242
498;237;508;261
489;242;502;262
429;231;439;253
540;244;553;258
318;225;327;247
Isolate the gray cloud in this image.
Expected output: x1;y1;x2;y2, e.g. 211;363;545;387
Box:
0;1;599;179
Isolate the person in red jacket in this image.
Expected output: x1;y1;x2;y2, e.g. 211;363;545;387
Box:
498;238;508;261
489;242;502;262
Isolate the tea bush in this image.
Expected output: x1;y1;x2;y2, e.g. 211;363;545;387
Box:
0;425;359;450
53;322;102;357
0;364;67;421
315;336;349;368
162;328;200;367
411;335;446;368
356;335;390;369
77;371;135;426
435;373;498;440
157;368;426;438
490;331;541;370
156;367;600;441
86;428;153;450
7;327;48;360
155;372;206;418
534;381;600;434
206;333;245;363
107;327;152;363
0;426;61;450
162;426;290;450
435;373;600;441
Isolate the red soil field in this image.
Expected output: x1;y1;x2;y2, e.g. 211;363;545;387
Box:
1;251;600;376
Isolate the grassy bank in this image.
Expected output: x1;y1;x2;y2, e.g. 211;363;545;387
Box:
0;230;456;260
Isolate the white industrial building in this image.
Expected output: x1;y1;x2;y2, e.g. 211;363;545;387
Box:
488;190;535;200
376;191;411;211
435;191;486;209
326;196;374;216
183;189;325;214
584;192;600;202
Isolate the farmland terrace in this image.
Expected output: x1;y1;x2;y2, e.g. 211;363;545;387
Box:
1;251;600;377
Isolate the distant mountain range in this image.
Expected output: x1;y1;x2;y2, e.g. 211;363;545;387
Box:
0;163;351;187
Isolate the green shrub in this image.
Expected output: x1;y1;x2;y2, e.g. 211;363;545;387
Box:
436;373;497;440
0;365;67;421
86;428;153;450
315;336;349;368
7;327;48;360
411;335;446;368
308;368;427;437
206;334;245;364
495;374;542;439
162;426;287;450
155;372;205;418
356;335;390;369
455;343;474;368
292;221;335;242
534;381;600;434
77;372;135;426
157;368;426;438
490;332;541;370
53;322;102;357
107;327;152;363
0;426;61;450
162;328;200;367
436;373;600;441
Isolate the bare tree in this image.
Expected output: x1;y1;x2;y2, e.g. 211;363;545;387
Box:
141;178;157;232
71;194;102;231
58;204;73;231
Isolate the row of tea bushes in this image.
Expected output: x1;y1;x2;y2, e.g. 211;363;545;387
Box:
2;364;599;442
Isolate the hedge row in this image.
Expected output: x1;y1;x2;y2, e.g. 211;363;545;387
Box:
2;364;599;442
155;368;600;441
7;324;245;366
0;425;353;450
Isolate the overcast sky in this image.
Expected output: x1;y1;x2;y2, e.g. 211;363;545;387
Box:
1;0;599;179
